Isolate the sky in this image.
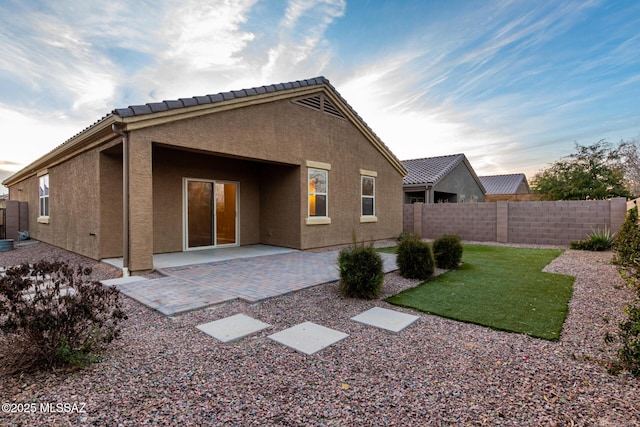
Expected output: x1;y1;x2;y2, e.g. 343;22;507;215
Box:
1;0;640;194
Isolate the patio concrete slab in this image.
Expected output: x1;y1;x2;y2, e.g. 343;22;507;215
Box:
267;321;349;355
351;307;419;333
103;244;297;269
108;250;398;316
196;314;271;343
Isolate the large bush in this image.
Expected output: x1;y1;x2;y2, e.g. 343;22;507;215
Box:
606;291;640;377
614;206;640;279
396;233;434;280
606;206;640;377
0;261;127;374
432;234;463;269
338;243;384;299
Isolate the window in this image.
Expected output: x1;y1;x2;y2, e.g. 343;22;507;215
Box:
361;176;375;216
39;174;49;218
308;168;328;217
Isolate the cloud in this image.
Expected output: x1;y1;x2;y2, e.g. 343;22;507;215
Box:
0;4;120;117
0;103;84;165
260;0;346;81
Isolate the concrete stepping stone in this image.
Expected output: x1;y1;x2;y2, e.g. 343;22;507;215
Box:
351;307;419;333
267;321;349;355
101;276;149;286
196;314;271;343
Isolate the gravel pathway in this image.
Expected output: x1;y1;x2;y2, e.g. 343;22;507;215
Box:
1;242;639;426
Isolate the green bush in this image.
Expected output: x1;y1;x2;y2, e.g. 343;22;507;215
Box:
338;242;384;299
614;206;640;278
570;240;594;250
396;233;434;280
397;231;411;242
606;292;640;377
432;234;463;269
0;261;127;374
571;227;616;251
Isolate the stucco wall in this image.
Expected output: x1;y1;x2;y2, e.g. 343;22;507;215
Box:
432;162;485;203
259;163;301;248
8;151;101;259
99;149;123;258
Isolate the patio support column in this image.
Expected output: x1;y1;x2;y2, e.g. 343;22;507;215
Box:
127;135;154;273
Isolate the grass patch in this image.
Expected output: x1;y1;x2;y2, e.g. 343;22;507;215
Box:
375;246;397;254
385;245;575;340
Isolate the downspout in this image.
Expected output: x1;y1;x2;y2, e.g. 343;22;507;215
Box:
112;123;130;277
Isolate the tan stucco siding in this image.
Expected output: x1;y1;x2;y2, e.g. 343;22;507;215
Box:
99;150;123;258
259;163;301;248
127;134;153;271
288;102;404;248
8;151;101;259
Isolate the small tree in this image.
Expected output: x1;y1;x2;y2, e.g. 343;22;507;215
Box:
531;141;631;200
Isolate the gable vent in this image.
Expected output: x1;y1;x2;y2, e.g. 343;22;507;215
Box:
293;94;346;120
323;98;345;119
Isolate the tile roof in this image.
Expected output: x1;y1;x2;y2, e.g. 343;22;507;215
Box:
401;154;467;185
113;77;329;118
479;173;530;194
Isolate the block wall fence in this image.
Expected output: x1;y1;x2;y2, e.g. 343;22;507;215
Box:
403;198;628;245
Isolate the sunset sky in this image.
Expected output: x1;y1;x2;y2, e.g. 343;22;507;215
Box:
2;0;639;192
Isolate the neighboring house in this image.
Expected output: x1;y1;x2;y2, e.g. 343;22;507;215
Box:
3;77;407;274
401;154;485;204
480;173;530;195
480;173;536;202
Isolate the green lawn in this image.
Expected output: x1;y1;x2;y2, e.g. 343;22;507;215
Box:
384;245;575;340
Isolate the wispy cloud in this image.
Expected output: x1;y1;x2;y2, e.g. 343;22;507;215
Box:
1;0;639;182
260;0;345;81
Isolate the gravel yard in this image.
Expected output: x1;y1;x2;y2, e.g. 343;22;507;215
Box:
1;242;639;426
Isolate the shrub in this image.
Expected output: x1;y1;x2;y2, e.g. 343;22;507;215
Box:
614;206;640;279
432;234;463;269
397;232;411;242
396;233;434;280
0;261;127;374
338;242;384;299
571;227;617;251
606;292;640;377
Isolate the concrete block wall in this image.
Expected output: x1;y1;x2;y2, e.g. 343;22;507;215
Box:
405;197;627;245
410;203;497;242
508;200;611;244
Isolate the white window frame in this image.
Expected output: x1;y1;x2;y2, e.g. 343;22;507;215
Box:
360;169;378;223
306;162;331;225
38;173;50;223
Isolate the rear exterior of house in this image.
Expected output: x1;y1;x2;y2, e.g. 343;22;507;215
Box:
3;77;407;274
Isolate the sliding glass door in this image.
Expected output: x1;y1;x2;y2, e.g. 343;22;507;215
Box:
185;179;238;249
